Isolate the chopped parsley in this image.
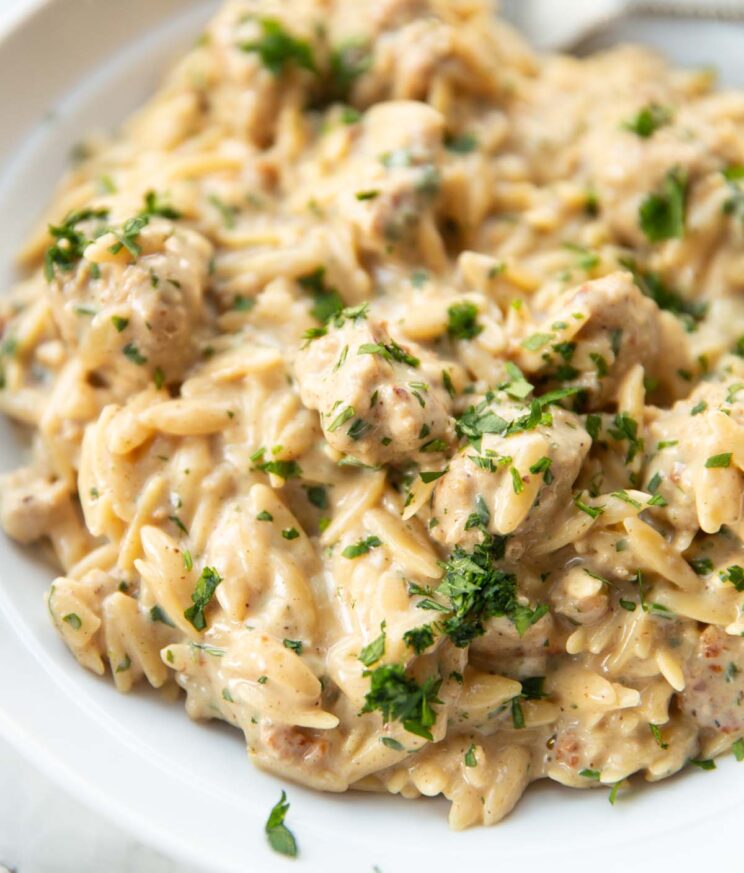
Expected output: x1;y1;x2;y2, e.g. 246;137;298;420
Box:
447;302;482;340
511;696;525;729
611;490;642;509
241;18;315;76
122;342;147;365
150;605;175;627
649;723;669;749
732;739;744;762
521;332;554;351
607;412;643;463
691;400;707;416
358;622;386;667
420;438;448;453
111;315;129;333
647;493;668;507
233;295;255;312
328;405;355;432
339;105;361;124
585;413;602;442
257;459;302;479
521;677;546;700
283;638;303;654
305;485;328;509
723;166;744;222
108;214;149;258
464;744;478;767
689;758;716;771
638;167;687;242
298;267;344;324
358;340;420;368
574;494;604;520
510;467;524;494
256;510;273;522
417;537;547;647
529;456;553;484
420;469;448;484
342;535;382;559
622;260;707;330
183;567;222;631
282;528;300;540
360;664;442;741
208;194;238;229
563;242;599;271
445;133;478;154
348;418;372;440
590;352;609;377
403;624;435;655
141;190;181;220
168;514;188;535
689;556;713;576
502;361;534;401
623;103;672;138
327;36;369;93
704;453;732;469
720;565;744;592
44;208;109;281
265;791;298;858
62;613;82;630
456;390;578;449
647;471;663;494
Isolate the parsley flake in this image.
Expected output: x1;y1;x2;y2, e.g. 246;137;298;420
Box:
183;567;222;631
359;621;386;667
447;302;482;340
623;104;672;138
639;167;687;242
242;18;315;76
343;535;382;559
361;664;442;741
265;791;298;858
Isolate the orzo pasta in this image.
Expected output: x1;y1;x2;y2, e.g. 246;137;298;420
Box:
1;0;744;830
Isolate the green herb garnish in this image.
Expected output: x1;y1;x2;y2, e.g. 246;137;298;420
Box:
359;621;386;667
639;167;687;242
342;535;382;559
447;302;482;340
361;664;442;741
183;567;222;631
265;791;299;858
242;18;315;76
623;104;672;138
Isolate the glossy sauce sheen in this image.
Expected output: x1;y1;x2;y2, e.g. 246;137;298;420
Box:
0;0;743;830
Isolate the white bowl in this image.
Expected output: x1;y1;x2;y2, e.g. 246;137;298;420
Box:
0;4;742;871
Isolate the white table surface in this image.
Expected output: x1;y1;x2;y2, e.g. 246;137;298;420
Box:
0;739;197;873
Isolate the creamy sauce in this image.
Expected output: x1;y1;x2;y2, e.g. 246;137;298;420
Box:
1;0;744;830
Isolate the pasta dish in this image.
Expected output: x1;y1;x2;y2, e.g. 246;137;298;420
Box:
2;0;744;831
